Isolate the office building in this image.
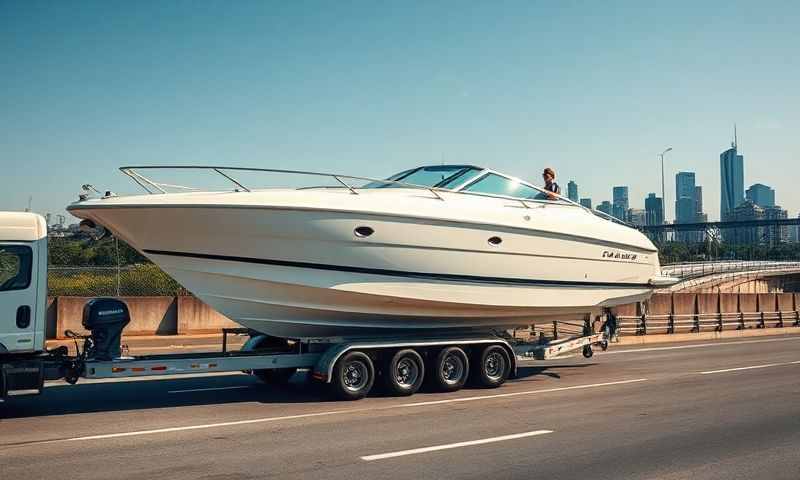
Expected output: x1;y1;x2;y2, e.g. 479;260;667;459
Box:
675;172;697;224
644;193;664;226
720;129;745;220
597;201;612;215
745;183;775;208
612;186;629;221
628;208;646;226
763;205;789;245
579;198;592;209
567;181;579;203
790;213;800;243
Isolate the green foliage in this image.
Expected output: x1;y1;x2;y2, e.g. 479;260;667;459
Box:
48;263;187;297
47;237;185;296
657;240;800;264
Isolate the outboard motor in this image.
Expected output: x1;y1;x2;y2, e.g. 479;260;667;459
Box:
82;298;130;361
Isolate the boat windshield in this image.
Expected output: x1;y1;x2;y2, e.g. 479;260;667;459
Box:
362;165;482;189
461;173;565;202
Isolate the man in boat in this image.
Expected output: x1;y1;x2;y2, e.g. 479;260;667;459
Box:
541;167;561;200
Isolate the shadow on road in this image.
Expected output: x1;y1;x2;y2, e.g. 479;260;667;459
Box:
1;362;599;419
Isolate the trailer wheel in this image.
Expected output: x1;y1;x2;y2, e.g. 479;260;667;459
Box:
470;345;511;388
331;351;375;400
382;349;424;396
427;346;469;392
253;368;297;385
582;345;594;358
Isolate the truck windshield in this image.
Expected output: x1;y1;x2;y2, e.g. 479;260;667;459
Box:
0;245;32;292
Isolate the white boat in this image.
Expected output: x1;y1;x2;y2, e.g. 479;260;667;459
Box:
67;165;675;338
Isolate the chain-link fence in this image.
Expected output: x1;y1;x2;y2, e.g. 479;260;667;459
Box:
48;235;188;297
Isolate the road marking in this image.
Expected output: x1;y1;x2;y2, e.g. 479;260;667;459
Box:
397;378;648;407
699;360;800;375
602;336;800;355
168;386;251;394
5;378;647;447
361;430;553;461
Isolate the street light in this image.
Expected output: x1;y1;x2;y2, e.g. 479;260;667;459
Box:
658;147;673;223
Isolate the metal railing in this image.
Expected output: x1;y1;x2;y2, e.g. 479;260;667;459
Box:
616;310;800;336
117;165;633;227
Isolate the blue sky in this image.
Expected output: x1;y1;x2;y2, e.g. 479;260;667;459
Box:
2;1;798;222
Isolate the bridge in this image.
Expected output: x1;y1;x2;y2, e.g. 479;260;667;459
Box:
638;217;800;234
660;260;800;293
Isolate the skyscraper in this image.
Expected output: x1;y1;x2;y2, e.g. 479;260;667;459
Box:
745;183;775;208
644;193;664;226
675;172;697;224
790;213;800;243
567;181;579;203
628;208;646;226
694;186;704;218
597;201;612;215
720;129;744;220
612;186;629;221
579;198;592;209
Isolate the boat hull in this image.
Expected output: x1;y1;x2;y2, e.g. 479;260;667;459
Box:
69;190;660;338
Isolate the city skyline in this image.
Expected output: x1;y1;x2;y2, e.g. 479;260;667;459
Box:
2;2;799;222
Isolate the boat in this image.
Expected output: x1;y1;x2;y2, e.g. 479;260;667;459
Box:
67;165;676;338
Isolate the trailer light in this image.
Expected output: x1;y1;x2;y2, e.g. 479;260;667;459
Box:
112;367;126;373
131;367;145;372
208;363;218;368
151;366;167;371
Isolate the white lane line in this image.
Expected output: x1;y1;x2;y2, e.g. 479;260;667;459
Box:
9;378;647;447
699;360;800;375
361;430;553;461
168;386;251;394
602;336;800;355
397;378;648;408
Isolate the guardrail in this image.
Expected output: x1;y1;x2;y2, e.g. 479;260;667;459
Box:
617;310;800;336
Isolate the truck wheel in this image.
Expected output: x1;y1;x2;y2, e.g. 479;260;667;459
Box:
470;345;511;388
383;349;424;396
331;351;374;400
254;368;297;385
427;346;469;392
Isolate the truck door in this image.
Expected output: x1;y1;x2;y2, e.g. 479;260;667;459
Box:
0;243;38;353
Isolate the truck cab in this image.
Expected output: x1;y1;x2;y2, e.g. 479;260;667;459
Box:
0;212;48;397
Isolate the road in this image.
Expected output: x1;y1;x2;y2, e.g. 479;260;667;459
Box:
2;334;799;480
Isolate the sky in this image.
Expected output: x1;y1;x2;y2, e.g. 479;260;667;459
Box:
1;1;799;222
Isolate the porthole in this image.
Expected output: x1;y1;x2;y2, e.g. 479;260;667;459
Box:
354;226;374;238
488;236;502;246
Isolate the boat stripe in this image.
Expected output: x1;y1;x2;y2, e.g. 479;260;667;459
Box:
143;249;652;288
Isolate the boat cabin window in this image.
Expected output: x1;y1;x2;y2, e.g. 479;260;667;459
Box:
462;173;544;200
363;166;480;189
0;245;32;292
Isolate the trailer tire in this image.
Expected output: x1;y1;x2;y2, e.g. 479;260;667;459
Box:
331;351;375;401
382;349;424;396
427;346;469;392
470;345;511;388
253;368;297;385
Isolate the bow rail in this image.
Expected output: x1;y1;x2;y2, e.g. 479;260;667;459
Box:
118;165;629;227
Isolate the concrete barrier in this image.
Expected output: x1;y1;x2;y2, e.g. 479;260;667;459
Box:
777;293;795;312
719;293;739;314
696;294;719;315
738;294;758;314
177;296;239;334
55;296;177;338
48;292;800;339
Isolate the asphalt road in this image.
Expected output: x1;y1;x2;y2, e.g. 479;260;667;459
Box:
2;334;800;480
